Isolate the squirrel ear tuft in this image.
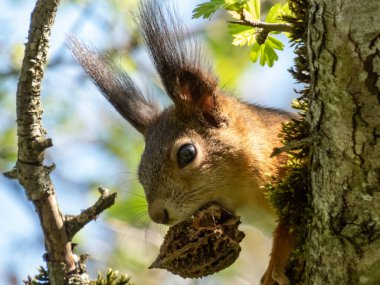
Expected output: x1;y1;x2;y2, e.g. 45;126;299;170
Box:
177;69;218;118
136;0;222;125
69;37;159;135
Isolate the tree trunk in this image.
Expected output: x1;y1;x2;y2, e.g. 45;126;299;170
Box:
303;0;380;284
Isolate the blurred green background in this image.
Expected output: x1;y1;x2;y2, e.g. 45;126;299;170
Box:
0;0;298;284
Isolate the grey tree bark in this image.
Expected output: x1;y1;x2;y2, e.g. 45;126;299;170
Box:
302;0;380;284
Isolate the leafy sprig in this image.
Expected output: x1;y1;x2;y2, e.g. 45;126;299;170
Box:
193;0;293;67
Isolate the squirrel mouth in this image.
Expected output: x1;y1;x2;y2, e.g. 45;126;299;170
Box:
192;201;235;225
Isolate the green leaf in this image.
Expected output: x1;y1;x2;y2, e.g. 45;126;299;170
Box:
264;44;279;67
224;0;247;4
249;42;261;62
224;0;247;20
245;0;260;20
229;24;256;46
259;44;266;66
249;40;281;67
224;1;245;12
195;0;287;67
192;0;225;19
280;2;291;17
265;2;291;23
266;36;284;50
226;10;242;20
265;2;282;23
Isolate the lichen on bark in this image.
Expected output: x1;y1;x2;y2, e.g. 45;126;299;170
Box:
14;1;75;283
267;1;379;284
10;1;118;284
303;0;380;284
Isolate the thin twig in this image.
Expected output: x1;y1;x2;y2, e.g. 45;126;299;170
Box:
66;186;117;240
228;20;294;33
229;9;294;41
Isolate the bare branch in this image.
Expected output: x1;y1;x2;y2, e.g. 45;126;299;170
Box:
228;10;294;45
66;186;117;240
13;0;78;284
228;20;294;34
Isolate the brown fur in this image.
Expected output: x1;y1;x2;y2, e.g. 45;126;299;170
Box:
70;0;295;283
138;95;288;231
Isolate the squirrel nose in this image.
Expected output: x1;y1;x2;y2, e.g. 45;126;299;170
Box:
148;200;169;224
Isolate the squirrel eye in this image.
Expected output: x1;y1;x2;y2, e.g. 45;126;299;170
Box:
177;144;197;168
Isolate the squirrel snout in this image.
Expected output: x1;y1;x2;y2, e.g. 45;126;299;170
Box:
148;200;170;224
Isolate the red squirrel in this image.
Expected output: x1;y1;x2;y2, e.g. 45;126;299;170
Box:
70;1;296;284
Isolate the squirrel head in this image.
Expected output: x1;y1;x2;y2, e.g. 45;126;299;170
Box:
138;95;255;224
70;0;284;226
